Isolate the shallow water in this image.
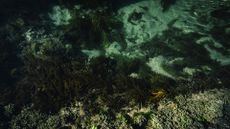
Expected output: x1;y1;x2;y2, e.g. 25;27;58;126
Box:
0;0;230;128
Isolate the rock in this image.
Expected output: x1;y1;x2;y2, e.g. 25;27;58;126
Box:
147;89;230;129
49;6;72;26
175;89;229;123
146;56;177;79
113;0;230;79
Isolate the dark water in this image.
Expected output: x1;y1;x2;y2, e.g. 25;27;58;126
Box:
0;0;230;128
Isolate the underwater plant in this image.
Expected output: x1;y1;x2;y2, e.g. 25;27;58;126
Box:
149;89;167;102
15;53;156;112
16;56;93;112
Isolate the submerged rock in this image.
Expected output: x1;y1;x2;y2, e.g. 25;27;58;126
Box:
147;88;230;129
113;0;230;79
9;88;230;129
49;6;72;26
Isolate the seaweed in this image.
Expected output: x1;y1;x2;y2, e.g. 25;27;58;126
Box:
15;55;92;112
14;55;159;112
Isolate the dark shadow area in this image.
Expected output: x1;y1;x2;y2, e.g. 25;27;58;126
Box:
75;0;143;10
0;0;58;24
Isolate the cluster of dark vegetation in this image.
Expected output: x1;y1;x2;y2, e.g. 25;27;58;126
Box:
13;52;171;112
15;56;91;111
10;48;227;114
